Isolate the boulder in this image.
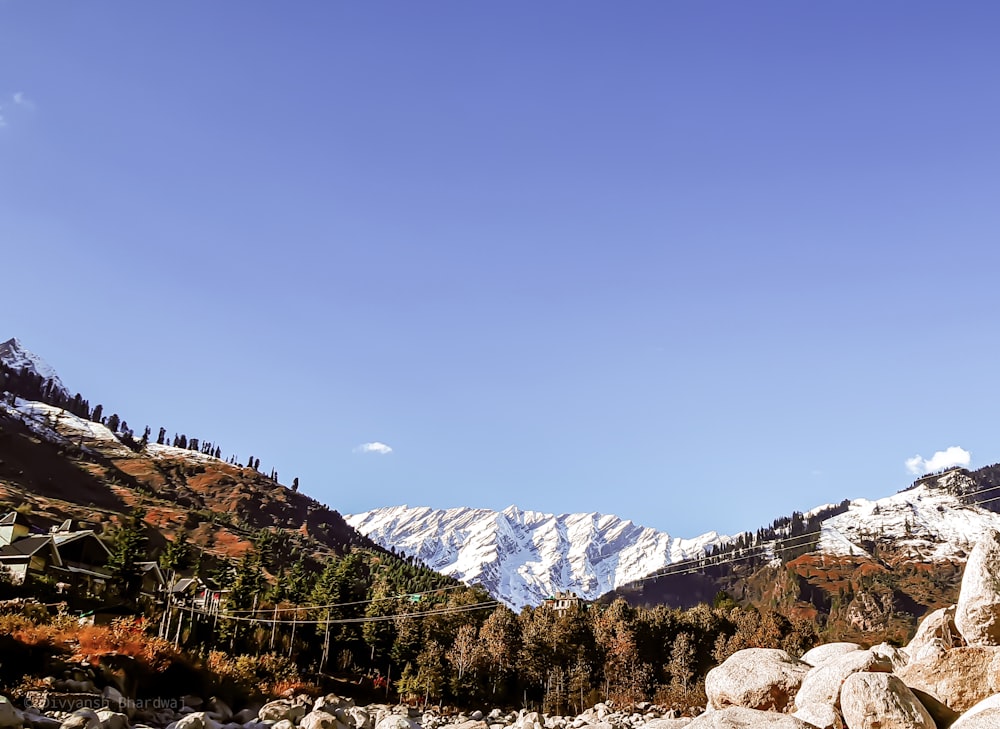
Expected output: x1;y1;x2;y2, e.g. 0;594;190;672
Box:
950;708;1000;729
59;711;100;729
956;529;1000;646
272;721;296;729
908;688;960;729
799;643;862;668
232;710;259;725
951;694;1000;728
0;697;23;729
790;703;841;729
636;721;691;729
907;606;961;656
685;707;816;727
839;673;935;729
206;699;233;724
176;713;221;729
259;702;305;725
451;722;488;729
347;709;372;729
794;648;892;709
301;712;341;729
373;717;422;729
868;642;908;671
895;646;1000;712
705;648;810;712
22;712;61;729
94;711;128;729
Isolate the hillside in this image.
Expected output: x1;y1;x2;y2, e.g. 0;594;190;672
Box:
0;340;458;597
607;466;1000;644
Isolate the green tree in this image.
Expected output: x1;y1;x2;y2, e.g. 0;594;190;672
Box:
107;508;149;601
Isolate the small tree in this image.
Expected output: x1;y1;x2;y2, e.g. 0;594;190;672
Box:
107;508;149;601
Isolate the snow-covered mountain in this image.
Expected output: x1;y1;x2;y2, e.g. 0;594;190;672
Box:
345;505;727;609
0;337;69;398
350;469;1000;611
817;468;1000;560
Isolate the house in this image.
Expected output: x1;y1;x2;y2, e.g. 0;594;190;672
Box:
0;513;113;595
0;522;64;585
169;575;228;614
544;590;585;614
48;519;113;593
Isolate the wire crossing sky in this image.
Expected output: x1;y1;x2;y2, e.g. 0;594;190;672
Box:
2;2;999;537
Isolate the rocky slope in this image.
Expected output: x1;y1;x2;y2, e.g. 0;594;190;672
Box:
345;504;727;609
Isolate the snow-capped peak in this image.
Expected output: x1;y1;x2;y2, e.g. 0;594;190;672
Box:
0;337;70;397
345;505;728;609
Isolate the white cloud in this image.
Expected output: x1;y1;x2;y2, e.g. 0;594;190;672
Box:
354;441;393;455
905;446;971;475
12;92;34;110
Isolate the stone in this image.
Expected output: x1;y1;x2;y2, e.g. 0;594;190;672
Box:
907;606;961;657
908;688;959;729
302;713;342;729
347;709;372;729
705;648;811;712
868;642;908;671
0;697;23;729
59;710;100;729
373;717;422;729
950;708;1000;729
799;643;862;668
951;694;1000;728
956;529;1000;646
635;721;691;729
896;646;1000;713
794;648;892;710
176;713;222;729
206;699;233;724
233;711;258;725
685;707;816;727
272;721;296;729
259;703;305;725
839;673;935;729
23;712;61;729
94;711;127;729
790;703;841;729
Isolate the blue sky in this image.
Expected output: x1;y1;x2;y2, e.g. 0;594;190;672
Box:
2;2;999;537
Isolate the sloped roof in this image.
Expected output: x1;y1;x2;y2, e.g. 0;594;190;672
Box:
51;530;113;556
0;535;61;563
0;511;32;527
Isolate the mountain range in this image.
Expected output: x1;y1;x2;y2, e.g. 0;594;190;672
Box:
4;335;1000;642
346;505;725;609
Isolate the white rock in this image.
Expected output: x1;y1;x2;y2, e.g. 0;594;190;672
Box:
685;707;815;727
839;673;935;729
272;721;296;729
176;713;222;729
373;717;422;729
799;643;862;668
950;708;1000;729
95;711;128;729
302;713;343;729
907;606;960;656
794;648;892;709
705;648;810;712
59;710;100;729
956;528;1000;646
635;721;691;729
951;694;1000;728
259;703;305;725
790;703;841;729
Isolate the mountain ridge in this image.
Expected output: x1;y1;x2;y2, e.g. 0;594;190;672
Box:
346;503;727;609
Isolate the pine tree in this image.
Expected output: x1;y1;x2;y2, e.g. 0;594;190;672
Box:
107;508;149;601
91;404;104;423
157;427;166;445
